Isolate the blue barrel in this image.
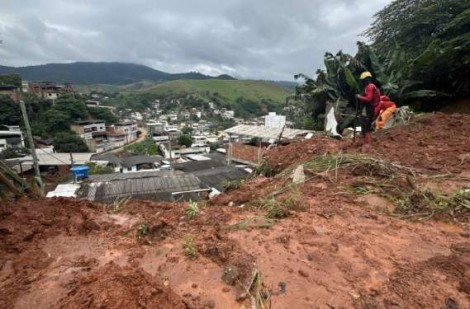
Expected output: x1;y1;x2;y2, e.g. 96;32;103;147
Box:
70;165;89;180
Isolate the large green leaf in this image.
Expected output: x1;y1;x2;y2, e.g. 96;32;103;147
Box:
344;68;360;92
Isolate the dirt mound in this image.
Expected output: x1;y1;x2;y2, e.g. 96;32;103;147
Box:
263;113;470;175
387;251;470;307
59;262;186;309
264;135;341;172
369;113;470;174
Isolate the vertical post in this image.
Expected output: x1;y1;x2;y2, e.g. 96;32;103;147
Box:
168;135;172;169
19;100;44;196
70;153;75;183
227;135;232;166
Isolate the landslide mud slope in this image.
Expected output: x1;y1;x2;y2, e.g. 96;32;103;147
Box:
1;113;469;309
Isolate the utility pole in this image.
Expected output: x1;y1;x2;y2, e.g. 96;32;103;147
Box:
19;100;45;196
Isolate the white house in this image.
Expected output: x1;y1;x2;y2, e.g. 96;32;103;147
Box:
112;121;138;143
0;125;24;152
264;112;286;129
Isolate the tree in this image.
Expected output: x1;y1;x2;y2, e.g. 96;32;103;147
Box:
54;94;87;121
365;0;470;97
178;134;193;147
53;133;89;153
365;0;467;58
0;95;21;125
43;109;71;133
0;74;22;87
181;126;194;134
87;107;118;124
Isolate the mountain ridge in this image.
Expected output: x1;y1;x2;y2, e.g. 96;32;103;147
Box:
0;62;295;89
0;62;235;85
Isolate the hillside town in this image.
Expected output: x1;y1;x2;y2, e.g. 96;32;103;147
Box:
1;0;469;308
0;79;314;203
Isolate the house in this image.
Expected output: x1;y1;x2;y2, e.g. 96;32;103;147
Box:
147;121;165;135
82;171;205;203
192;135;208;147
120;155;163;173
159;143;210;159
224;124;313;165
0;85;21;101
222;110;235;119
0;125;24;152
70;120;106;137
70;120;108;152
111;121;138;143
180;111;190;120
264;112;286;129
27;82;74;102
85;100;100;108
106;131;127;149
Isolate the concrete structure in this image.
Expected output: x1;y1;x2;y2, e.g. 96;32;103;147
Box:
71;120;106;140
111;121;138;144
225;124;312;141
85;100;100;108
264;112;286;129
120;155;163;173
0;85;21;101
27;82;74;102
0;125;24;152
147;122;165;135
223;110;235;119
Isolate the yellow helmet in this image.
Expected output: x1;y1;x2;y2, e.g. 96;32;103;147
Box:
360;71;372;80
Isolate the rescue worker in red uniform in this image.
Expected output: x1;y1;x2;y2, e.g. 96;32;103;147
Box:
356;71;381;145
375;95;397;129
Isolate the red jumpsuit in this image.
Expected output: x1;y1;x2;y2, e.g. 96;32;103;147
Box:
357;82;381;141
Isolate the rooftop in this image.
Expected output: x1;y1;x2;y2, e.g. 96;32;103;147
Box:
192;166;249;191
73;120;105;125
121;155;163;168
224;124;313;140
83;173;203;203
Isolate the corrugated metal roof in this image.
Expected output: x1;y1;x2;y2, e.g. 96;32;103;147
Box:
85;174;203;203
224;125;313;140
192;166;249;191
89;170;183;182
174;159;226;172
121;155;163;168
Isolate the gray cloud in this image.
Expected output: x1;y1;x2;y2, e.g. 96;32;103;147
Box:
0;0;391;80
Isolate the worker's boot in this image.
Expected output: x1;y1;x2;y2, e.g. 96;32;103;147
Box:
364;132;372;145
361;132;373;153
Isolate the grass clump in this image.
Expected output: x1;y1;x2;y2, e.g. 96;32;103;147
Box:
182;235;198;259
394;189;470;223
253;160;275;177
255;185;307;219
185;200;199;219
137;223;150;239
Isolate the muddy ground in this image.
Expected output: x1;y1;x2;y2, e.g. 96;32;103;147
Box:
1;112;469;308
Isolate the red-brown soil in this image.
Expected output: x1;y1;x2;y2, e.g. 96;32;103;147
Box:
1;113;469;308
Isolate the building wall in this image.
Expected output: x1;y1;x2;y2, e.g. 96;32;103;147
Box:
0;89;20;101
265;112;286;129
228;143;266;165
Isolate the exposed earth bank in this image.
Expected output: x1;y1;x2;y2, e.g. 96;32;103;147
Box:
1;112;469;308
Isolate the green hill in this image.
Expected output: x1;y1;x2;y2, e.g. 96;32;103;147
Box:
0;62;234;85
142;79;291;104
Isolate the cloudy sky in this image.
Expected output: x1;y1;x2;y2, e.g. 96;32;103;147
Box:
0;0;392;80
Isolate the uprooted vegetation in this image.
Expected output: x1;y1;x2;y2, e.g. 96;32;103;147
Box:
1;113;470;308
